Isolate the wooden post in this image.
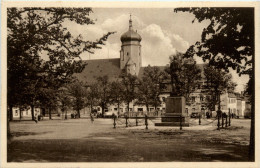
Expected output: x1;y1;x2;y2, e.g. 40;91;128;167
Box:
225;115;228;128
199;114;201;125
229;109;231;126
217;114;220;130
221;114;224;128
113;116;116;129
145;115;148;129
136;114;138;126
180;115;182;130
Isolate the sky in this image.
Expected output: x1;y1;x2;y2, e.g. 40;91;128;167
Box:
64;8;249;93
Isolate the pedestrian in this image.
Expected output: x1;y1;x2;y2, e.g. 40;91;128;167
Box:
34;114;38;123
90;112;94;123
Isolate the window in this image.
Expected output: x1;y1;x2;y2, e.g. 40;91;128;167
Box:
126;52;129;56
138;108;143;112
15;110;18;116
157;108;160;111
26;110;28;115
200;96;204;101
150;108;154;112
129;108;133;112
97;107;100;111
114;108;117;111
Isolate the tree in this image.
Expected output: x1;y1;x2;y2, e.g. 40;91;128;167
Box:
109;80;124;116
67;81;86;118
165;52;201;102
57;86;72;120
7;7;114;120
136;65;166;113
96;75;111;117
204;65;236;112
85;83;99;114
120;72;138;115
174;8;254;161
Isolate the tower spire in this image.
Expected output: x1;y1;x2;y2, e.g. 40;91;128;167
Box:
129;13;133;30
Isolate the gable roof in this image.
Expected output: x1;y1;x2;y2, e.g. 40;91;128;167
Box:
74;58;122;84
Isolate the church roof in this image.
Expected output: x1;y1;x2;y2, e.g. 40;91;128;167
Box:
120;16;142;42
74;58;207;90
74;58;122;84
121;29;142;42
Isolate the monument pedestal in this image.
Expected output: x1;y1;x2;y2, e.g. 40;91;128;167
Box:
155;96;189;127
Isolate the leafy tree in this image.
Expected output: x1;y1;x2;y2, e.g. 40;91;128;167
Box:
96;75;111;117
85;83;99;114
165;52;201;102
136;65;166;113
204;65;236;112
120;72;138;115
67;81;86;118
174;8;254;160
109;80;124;116
7;7;114;120
57;86;72;120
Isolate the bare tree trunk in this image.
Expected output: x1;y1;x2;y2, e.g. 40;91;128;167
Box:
117;102;120;116
102;103;105;117
127;102;130;116
31;105;35;121
146;104;149;116
77;109;81;118
9;105;13;121
249;92;255;161
19;109;22;121
7;108;11;138
49;108;52;120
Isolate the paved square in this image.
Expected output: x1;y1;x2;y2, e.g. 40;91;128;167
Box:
8;118;251;162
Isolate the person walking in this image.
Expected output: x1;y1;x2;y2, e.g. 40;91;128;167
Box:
90;112;94;124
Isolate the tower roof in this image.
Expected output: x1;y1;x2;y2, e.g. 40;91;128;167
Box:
120;15;142;42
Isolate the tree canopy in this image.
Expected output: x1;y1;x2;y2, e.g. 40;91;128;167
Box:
174;8;253;75
7;7;114;119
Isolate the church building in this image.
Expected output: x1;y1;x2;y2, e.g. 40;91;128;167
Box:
75;16;168;115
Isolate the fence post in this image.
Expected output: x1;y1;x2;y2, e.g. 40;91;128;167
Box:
229;109;231;126
199;114;201;125
221;114;224;128
217;114;220;130
136;114;138;126
225;115;228;128
180;115;182;130
145;115;148;129
125;115;128;127
113;116;116;129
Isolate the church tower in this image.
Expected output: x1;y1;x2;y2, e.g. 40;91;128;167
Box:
120;15;142;76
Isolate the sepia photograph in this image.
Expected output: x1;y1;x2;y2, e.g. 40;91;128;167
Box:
1;1;259;167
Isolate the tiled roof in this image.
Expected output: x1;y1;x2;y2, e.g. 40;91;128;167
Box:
74;58;207;89
74;58;122;84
